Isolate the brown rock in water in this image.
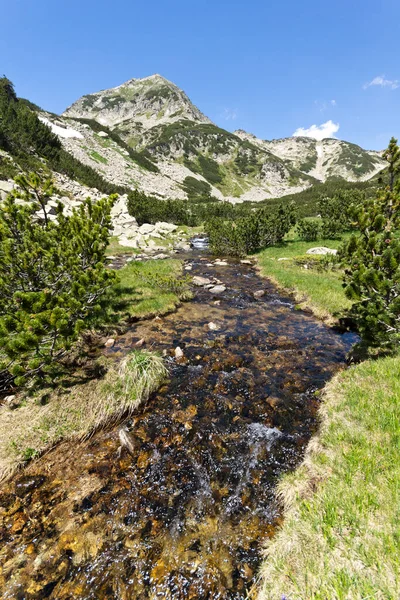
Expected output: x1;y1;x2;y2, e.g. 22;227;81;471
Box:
104;338;115;348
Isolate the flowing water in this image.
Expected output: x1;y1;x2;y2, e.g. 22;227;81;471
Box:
0;251;357;599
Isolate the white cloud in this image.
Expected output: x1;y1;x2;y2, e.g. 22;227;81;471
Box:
223;108;238;121
363;75;399;90
331;99;336;106
293;120;339;141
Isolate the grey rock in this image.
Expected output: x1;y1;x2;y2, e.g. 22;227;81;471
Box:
192;276;211;286
306;247;337;255
209;285;226;294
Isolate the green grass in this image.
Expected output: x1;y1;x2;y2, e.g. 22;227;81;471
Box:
89;150;108;164
112;258;190;319
257;354;400;600
256;237;352;323
106;236;140;256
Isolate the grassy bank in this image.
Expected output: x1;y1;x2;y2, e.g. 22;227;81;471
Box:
0;351;166;481
255;234;400;598
112;258;191;320
256;355;400;600
256;238;351;324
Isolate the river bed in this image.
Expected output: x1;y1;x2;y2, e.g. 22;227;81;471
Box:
0;252;356;599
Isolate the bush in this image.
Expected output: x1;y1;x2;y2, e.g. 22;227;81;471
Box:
319;189;364;238
206;203;296;257
297;219;320;241
341;137;400;351
0;172;116;388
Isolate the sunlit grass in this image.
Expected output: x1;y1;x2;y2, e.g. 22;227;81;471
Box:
256;354;400;599
256;237;351;323
111;258;191;319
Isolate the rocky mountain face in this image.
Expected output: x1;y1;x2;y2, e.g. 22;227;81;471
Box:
64;74;211;135
58;75;385;202
235;131;385;183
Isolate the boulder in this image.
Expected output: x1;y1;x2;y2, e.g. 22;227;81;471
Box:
151;253;169;260
208;322;219;331
0;180;14;193
192;276;211;287
119;238;139;248
139;223;155;235
209;285;226;294
104;338;115;348
306;247;337;255
154;222;178;233
253;290;265;299
175;242;191;251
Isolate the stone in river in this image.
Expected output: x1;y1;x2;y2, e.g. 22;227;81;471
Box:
193;276;211;286
253;290;265;299
208;285;226;294
175;346;184;359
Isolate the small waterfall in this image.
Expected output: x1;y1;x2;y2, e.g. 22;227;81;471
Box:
190;235;209;250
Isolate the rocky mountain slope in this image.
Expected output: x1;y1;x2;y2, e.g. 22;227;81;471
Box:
235;131;385;183
52;75;384;201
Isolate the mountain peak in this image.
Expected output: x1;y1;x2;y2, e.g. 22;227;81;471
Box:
63;74;211;130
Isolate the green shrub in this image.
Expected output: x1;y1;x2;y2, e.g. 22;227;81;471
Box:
341;137;400;351
0;172;116;388
206;203;296;257
296;219;320;241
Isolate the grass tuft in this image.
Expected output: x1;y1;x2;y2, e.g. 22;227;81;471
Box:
0;351;167;481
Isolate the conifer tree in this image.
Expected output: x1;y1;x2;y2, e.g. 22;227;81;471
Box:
341;137;400;350
0;173;116;387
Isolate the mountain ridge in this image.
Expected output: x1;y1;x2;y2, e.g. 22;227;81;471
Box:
48;74;387;200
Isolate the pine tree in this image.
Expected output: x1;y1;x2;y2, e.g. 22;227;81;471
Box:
0;173;116;387
341;137;400;351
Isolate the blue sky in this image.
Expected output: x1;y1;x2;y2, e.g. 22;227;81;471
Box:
2;0;399;149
